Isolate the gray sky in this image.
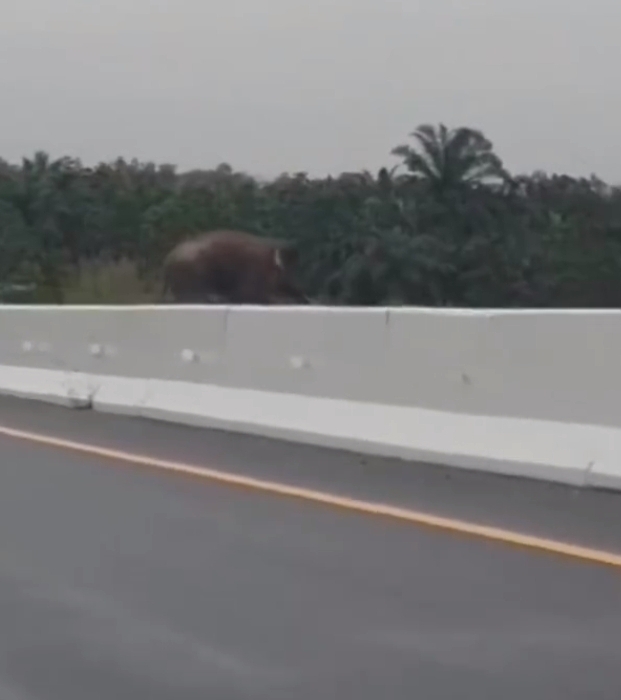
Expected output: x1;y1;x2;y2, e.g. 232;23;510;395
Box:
1;0;620;181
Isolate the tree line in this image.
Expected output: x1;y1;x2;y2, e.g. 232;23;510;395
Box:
1;122;621;307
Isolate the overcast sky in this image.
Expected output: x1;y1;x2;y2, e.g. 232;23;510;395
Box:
1;0;619;181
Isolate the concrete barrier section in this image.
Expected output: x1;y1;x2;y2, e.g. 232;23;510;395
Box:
222;306;391;402
0;304;620;491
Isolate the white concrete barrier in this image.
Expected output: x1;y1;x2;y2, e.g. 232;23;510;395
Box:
0;304;620;491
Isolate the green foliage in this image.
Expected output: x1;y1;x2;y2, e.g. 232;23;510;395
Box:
0;123;620;307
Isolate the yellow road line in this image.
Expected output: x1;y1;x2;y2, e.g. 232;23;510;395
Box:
0;422;620;570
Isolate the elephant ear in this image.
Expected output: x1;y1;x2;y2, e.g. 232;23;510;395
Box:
274;243;299;269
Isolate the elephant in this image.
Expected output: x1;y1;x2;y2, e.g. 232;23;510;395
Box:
161;229;311;305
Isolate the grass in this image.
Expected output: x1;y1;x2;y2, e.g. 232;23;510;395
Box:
60;259;160;305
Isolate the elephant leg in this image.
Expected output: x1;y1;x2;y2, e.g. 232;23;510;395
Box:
275;278;310;304
230;271;271;305
203;292;229;304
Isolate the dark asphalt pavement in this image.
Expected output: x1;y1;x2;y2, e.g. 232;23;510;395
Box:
0;396;620;699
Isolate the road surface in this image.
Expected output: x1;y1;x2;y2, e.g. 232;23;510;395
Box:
0;395;620;699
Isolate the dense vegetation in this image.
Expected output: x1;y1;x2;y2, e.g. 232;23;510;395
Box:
1;123;620;307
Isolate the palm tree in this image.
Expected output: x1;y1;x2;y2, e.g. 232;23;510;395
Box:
391;124;508;191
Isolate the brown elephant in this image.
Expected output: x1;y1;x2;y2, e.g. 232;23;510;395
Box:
161;229;311;305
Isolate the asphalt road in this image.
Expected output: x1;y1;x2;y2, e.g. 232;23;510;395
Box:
0;396;620;699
